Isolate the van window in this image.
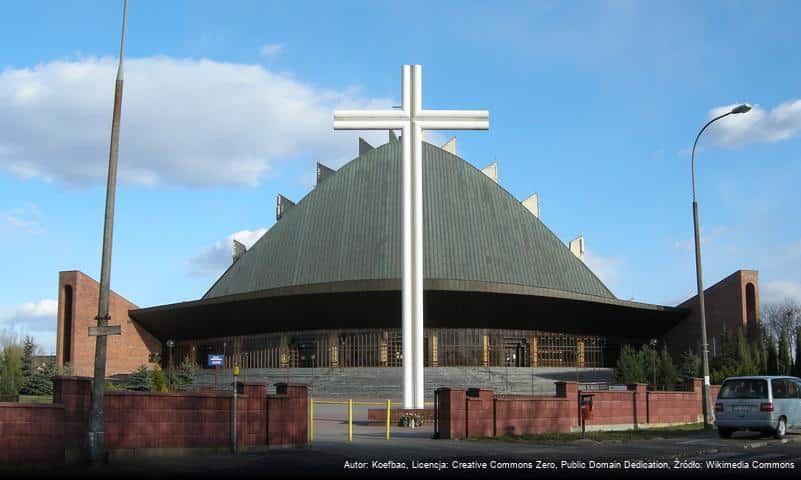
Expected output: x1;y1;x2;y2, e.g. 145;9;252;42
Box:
719;379;768;399
773;379;797;399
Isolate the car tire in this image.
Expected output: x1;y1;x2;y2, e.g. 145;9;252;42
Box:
774;417;787;439
718;428;733;439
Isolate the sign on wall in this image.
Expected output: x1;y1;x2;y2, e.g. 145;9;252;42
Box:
208;354;224;367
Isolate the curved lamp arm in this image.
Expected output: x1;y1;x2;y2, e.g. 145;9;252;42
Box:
690;111;732;202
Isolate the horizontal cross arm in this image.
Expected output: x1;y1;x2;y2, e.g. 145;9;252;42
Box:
416;119;489;130
334;109;410;130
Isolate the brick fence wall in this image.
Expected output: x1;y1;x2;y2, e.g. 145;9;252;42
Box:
436;379;719;439
0;377;308;465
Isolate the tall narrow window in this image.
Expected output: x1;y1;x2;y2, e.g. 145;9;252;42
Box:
63;285;73;364
746;283;757;337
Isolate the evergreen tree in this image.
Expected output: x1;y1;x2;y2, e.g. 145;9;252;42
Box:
766;337;779;375
751;340;766;375
680;349;702;379
24;359;55;396
615;345;647;384
778;329;792;375
126;365;154;391
0;346;24;397
656;347;679;389
793;328;801;378
151;366;168;392
735;328;758;375
20;336;34;380
173;356;197;392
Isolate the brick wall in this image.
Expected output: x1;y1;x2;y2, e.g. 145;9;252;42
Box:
56;271;161;377
665;270;760;357
0;403;64;465
0;377;308;465
436;379;717;439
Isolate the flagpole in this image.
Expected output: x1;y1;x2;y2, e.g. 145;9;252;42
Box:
88;0;128;463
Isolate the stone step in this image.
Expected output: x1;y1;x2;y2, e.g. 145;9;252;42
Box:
195;367;613;400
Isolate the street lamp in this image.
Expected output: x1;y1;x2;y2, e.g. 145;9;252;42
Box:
166;339;175;391
689;103;751;429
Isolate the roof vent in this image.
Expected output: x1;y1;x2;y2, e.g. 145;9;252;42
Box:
231;239;247;263
276;194;296;221
481;162;498;183
316;162;337;184
522;193;540;218
359;137;374;155
441;137;457;154
569;236;585;262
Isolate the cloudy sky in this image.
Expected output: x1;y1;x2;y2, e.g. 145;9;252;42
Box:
1;1;800;353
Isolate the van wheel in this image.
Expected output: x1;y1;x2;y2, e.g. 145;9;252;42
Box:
718;428;733;439
774;417;787;439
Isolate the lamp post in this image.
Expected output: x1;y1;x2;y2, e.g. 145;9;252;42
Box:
166;339;175;391
689;103;751;429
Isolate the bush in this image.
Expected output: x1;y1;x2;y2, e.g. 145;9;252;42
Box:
151;367;168;393
23;359;56;396
173;356;197;392
126;365;154;391
615;345;647;384
0;345;24;397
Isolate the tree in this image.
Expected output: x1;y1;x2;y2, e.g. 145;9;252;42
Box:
778;328;793;375
615;345;647;384
680;349;702;379
0;345;24;397
21;336;34;379
766;337;779;375
794;328;801;378
173;356;197;392
150;366;168;393
762;300;801;347
24;359;56;396
126;365;153;391
656;347;679;389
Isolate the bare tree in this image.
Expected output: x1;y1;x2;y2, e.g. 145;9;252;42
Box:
761;299;801;361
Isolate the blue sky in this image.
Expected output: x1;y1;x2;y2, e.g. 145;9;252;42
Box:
1;1;800;353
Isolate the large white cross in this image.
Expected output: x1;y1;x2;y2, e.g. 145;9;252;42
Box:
334;65;489;409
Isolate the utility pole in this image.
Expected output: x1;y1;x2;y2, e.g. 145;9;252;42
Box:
87;0;128;462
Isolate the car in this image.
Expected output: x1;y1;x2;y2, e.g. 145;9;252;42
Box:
714;375;801;439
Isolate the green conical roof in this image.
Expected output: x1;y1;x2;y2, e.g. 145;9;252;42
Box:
203;141;614;300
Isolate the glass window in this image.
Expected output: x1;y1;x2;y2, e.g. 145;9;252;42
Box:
719;379;768;399
771;379;791;399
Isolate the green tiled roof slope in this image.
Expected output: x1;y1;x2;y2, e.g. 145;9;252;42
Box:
203;141;614;300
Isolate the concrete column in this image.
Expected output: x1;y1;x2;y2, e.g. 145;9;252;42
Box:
379;331;388;366
329;333;339;368
529;336;538;367
428;333;438;367
482;334;489;367
279;335;289;368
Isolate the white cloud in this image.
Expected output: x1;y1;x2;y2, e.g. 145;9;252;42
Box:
188;228;268;276
584;249;625;292
706;99;801;148
0;203;43;234
673;225;727;251
761;280;801;304
260;43;283;57
0;56;393;187
0;298;58;354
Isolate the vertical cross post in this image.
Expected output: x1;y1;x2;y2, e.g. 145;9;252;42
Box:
334;65;488;408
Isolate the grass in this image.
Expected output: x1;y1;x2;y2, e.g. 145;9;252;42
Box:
480;422;706;443
18;394;53;404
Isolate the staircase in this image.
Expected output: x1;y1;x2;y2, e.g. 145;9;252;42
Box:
195;367;613;401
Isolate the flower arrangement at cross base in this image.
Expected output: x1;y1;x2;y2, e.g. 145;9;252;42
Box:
399;413;424;428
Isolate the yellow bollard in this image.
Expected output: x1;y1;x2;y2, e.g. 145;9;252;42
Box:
386;399;391;440
348;399;353;442
309;399;314;443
